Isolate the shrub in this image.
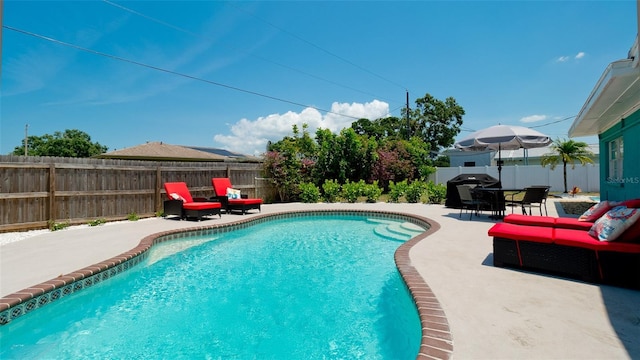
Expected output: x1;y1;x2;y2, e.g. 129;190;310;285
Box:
362;181;382;203
426;181;447;204
48;220;70;231
387;180;408;203
127;212;139;221
341;180;364;203
322;179;341;203
299;182;321;203
405;181;425;203
88;218;106;227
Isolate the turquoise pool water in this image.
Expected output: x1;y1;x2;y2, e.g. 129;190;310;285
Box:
0;215;423;359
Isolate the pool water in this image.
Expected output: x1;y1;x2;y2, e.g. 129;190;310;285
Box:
0;215;423;359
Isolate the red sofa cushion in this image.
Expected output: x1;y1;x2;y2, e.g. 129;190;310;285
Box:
621;198;640;208
554;217;594;231
503;214;593;231
503;214;555;227
553;228;640;253
617;212;640;243
488;223;554;243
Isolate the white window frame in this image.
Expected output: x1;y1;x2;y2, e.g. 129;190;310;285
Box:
608;137;623;181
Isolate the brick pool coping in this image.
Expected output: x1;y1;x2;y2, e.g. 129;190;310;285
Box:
0;209;451;359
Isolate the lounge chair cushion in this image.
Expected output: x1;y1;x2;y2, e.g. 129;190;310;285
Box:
164;182;194;203
588;206;640;242
183;202;221;210
579;201;618;222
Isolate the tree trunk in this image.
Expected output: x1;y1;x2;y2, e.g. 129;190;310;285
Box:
563;161;568;193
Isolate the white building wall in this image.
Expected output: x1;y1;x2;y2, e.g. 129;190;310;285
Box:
430;163;600;193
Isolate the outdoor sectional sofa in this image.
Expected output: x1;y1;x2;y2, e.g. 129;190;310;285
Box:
488;200;640;290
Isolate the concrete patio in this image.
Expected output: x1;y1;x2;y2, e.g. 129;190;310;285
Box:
1;198;639;359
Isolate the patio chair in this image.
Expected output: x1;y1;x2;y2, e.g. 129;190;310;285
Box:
211;178;262;215
456;185;488;220
505;186;549;216
163;182;221;220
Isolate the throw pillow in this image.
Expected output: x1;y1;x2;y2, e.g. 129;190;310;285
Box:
579;201;618;222
169;193;186;202
226;188;241;199
588;206;640;242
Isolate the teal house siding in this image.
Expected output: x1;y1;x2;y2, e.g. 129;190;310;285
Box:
599;110;640;201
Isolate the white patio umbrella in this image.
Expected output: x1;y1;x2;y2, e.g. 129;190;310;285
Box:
454;125;552;185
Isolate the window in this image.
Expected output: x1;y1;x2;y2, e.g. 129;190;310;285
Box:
464;161;476;167
608;137;623;181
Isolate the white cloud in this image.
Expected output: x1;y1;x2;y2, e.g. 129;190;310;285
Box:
575;51;585;59
520;114;547;123
556;56;569;63
213;100;390;156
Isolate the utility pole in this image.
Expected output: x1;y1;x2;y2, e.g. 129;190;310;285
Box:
24;124;28;156
406;90;410;140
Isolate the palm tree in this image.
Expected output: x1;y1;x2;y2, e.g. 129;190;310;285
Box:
540;138;595;193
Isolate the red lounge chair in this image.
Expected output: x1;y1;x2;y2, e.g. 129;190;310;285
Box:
211;178;262;215
163;182;221;220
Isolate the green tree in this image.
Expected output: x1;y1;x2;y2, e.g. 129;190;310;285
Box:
12;129;108;157
264;124;317;201
540;138;594;193
406;93;465;154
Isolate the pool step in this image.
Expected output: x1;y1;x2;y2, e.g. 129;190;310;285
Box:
374;224;408;242
371;221;425;242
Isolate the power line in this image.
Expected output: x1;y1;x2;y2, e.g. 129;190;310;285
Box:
226;2;409;92
102;0;402;107
528;115;576;128
4;25;366;121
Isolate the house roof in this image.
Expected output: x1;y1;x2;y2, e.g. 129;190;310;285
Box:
569;36;640;137
494;144;599;160
97;142;231;162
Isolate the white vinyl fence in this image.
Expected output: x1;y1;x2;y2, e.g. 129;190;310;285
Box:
429;164;600;193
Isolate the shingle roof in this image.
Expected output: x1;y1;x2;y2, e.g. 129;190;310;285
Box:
97;142;228;161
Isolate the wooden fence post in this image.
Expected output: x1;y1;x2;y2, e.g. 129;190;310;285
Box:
155;166;162;213
48;163;56;225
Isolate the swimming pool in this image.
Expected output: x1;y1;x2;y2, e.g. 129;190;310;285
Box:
0;213;426;359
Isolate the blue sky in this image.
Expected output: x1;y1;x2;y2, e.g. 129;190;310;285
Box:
1;1;637;156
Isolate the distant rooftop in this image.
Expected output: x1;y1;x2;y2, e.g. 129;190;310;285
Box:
97;142;260;162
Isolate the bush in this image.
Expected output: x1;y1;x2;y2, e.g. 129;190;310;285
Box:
405;181;425;203
299;182;321;203
362;181;382;203
127;212;139;221
387;180;408;203
425;181;447;204
322;179;341;203
341;180;365;203
88;218;106;227
48;220;70;231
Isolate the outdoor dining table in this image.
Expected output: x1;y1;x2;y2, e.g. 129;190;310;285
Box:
472;187;525;219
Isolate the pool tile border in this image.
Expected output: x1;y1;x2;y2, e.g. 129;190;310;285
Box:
0;209;451;359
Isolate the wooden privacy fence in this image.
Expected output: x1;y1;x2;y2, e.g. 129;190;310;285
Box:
0;156;269;232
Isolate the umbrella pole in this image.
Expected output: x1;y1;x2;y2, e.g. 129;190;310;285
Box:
498;143;502;187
